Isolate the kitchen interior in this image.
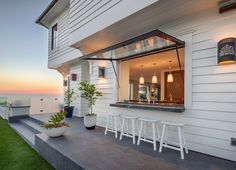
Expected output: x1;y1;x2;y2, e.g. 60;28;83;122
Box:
126;48;184;106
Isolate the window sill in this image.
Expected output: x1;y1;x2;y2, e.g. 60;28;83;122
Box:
110;102;185;113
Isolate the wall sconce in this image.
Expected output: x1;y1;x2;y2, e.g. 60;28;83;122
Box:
98;66;105;78
218;37;236;64
71;73;77;81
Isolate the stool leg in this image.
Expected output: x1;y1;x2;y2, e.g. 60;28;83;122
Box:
132;119;135;144
152;122;156;151
159;124;166;152
144;121;147;139
126;118;129;134
164;125;168;146
182;128;188;154
178;127;184;159
114;116;118;138
137;120;143;145
120;118;125;140
104;115;109;135
112;116;114;132
156;123;161;140
136;119;139;135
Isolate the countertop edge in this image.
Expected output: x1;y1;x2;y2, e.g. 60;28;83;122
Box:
110;103;185;113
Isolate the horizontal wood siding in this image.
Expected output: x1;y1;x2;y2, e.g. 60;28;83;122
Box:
69;0;158;45
48;9;82;68
69;61;90;117
87;7;236;161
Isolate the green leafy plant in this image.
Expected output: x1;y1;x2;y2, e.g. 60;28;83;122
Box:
64;89;76;107
78;81;102;115
42;111;69;129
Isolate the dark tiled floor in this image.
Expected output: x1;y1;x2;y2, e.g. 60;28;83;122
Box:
35;116;236;170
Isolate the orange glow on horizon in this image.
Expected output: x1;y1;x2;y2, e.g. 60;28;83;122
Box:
0;74;63;95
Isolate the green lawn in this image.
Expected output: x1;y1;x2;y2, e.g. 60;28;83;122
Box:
0;117;54;170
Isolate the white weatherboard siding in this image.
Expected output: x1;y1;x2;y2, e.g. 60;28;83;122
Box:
69;61;90;117
48;9;82;69
69;0;158;47
86;8;236;161
45;0;236;161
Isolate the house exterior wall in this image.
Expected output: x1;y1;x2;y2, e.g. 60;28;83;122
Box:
41;0;236;161
87;8;236;161
69;61;90;117
48;8;82;69
68;0;158;47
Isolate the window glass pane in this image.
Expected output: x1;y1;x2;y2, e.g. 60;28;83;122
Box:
51;24;58;50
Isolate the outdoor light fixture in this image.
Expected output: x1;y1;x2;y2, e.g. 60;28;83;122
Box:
218;37;236;64
167;61;174;83
71;73;77;81
152;63;157;84
98;66;105;78
139;65;144;84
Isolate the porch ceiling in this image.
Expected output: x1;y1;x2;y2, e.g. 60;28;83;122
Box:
72;0;219;55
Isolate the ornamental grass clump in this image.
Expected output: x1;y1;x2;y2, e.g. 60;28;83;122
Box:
42;111;69;129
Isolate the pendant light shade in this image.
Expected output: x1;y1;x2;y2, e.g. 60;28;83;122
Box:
139;65;144;84
139;75;145;84
167;61;174;83
167;73;174;82
152;73;157;84
152;63;157;84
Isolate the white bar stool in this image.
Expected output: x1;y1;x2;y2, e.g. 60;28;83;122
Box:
119;115;137;144
104;113;120;138
137;118;160;151
159;121;188;159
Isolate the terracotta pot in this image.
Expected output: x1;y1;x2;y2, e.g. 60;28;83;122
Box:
45;126;68;137
84;114;97;129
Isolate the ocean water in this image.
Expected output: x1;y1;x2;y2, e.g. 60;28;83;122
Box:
0;94;63;114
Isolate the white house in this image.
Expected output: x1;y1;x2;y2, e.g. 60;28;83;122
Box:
36;0;236;161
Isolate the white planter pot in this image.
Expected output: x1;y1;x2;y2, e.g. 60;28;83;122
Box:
84;115;97;129
45;126;68;137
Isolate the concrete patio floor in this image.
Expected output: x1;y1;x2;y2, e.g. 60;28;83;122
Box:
33;115;236;170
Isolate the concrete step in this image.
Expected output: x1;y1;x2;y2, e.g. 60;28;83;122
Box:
9;116;46;149
19;117;44;134
10;122;36;149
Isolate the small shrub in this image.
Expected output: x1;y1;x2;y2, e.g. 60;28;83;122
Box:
42;111;69;129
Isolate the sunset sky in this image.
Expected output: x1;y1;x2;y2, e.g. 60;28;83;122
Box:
0;0;63;95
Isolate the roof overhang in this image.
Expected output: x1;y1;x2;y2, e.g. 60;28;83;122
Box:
35;0;69;29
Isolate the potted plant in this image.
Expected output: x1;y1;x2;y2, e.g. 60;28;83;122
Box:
64;89;76;118
42;111;69;137
78;81;102;129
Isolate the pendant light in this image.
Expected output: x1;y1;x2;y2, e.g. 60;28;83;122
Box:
167;61;174;83
152;63;158;84
139;65;144;84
